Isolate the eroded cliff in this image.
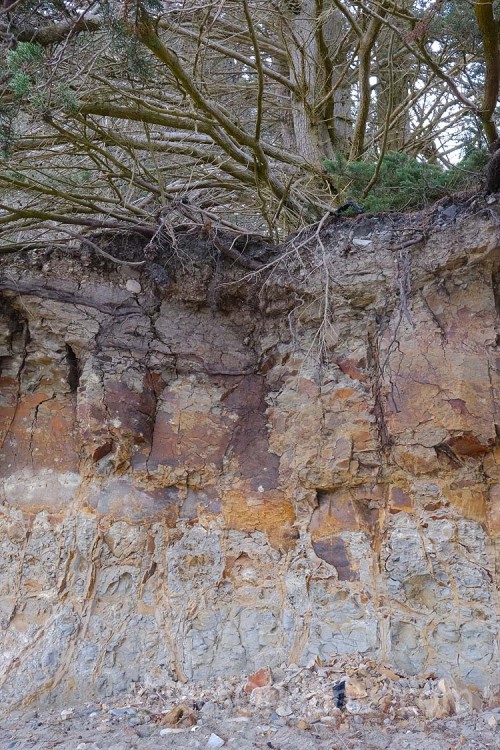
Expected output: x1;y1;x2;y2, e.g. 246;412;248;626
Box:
0;203;499;709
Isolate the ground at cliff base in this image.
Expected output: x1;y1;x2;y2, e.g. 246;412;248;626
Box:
1;703;498;750
1;662;498;750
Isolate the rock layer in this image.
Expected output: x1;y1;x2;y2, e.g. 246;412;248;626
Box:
0;206;499;708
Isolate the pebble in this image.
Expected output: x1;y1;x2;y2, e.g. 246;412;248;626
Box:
296;719;311;730
160;702;197;728
61;708;74;720
485;713;498;729
136;726;154;738
206;733;225;748
159;727;189;734
249;686;279;707
200;700;218;716
244;667;273;694
346;699;371;714
275;705;293;716
319;716;337;725
96;724;113;733
125;279;141;293
109;708;137;717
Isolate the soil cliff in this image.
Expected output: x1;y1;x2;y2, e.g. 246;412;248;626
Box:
0;200;498;709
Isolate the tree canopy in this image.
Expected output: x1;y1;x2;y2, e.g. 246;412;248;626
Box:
0;0;498;250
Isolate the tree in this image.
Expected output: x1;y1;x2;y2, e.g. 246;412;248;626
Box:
0;0;498;251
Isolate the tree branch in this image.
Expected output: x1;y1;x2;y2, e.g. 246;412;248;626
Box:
14;16;101;45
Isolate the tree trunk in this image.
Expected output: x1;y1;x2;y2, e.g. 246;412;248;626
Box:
280;0;352;163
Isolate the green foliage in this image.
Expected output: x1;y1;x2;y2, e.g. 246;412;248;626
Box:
324;149;488;213
6;42;44;72
432;1;482;51
9;71;31;98
99;0;159;78
139;0;164;12
449;146;489;174
349;153;447;211
325;150;346;176
106;18;153;78
434;1;500;52
6;42;45;99
73;169;92;184
54;84;80;114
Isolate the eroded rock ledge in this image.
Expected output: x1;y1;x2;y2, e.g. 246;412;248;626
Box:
0;204;499;708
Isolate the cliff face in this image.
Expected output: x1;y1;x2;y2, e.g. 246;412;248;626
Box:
0;207;499;708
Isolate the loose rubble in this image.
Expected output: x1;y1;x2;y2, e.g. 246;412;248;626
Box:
1;658;498;749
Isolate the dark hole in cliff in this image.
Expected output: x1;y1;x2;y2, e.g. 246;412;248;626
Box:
92;441;114;463
492;262;500;318
332;679;346;710
65;344;80;392
87;230;149;263
0;300;29;377
311;537;358;581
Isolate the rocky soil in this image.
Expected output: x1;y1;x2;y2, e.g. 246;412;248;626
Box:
1;663;499;750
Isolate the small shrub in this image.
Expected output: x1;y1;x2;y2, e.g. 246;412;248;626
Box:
324;149;487;212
